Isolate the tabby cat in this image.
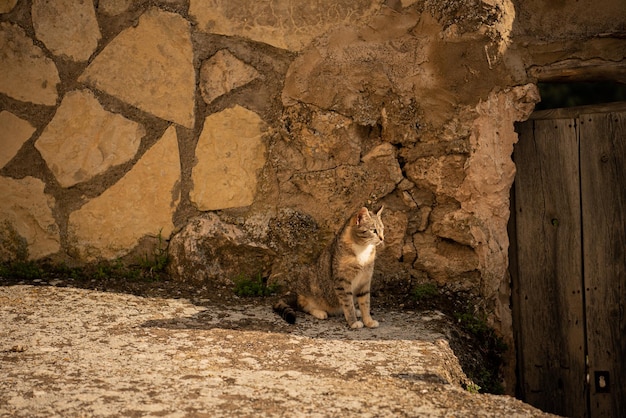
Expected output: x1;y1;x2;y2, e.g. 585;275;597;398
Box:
273;206;384;329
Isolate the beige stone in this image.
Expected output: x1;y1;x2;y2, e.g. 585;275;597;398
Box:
0;0;17;13
189;0;383;51
68;126;181;260
79;8;195;128
0;111;35;169
35;90;144;188
0;22;60;106
190;106;267;211
0;176;60;260
32;0;101;62
456;84;539;300
200;50;261;104
413;233;479;286
431;210;482;247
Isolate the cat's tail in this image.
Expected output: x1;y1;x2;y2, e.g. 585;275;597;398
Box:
273;292;298;324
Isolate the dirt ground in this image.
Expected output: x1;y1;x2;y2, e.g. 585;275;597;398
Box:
0;276;555;417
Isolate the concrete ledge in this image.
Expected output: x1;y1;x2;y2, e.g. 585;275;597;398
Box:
0;285;553;417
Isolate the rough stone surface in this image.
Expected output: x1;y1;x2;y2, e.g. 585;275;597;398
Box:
189;0;383;52
190;106;267;211
200;49;261;104
79;8;195;128
282;8;427;127
278;140;402;233
0;284;556;417
169;208;331;288
405;155;467;197
0;22;60;106
168;213;275;285
68;126;180;260
35;90;145;188
413;233;479;286
377;208;409;264
275;109;362;173
0;176;60;260
32;0;101;62
0;111;35;169
457;85;540;300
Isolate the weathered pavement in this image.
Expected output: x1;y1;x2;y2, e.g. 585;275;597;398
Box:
0;284;554;417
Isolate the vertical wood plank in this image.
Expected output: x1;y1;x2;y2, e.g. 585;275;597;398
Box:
580;111;626;418
514;118;587;417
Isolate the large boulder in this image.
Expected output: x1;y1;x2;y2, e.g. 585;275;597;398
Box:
168;213;276;286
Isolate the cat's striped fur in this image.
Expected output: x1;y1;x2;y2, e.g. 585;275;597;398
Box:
273;207;384;329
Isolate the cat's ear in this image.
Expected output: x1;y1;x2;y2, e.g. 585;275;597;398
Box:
376;205;384;218
356;207;369;225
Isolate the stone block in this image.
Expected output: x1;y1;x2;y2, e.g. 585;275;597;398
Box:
200;50;261;104
413;232;479;285
79;8;195;128
68;126;180;260
35;90;144;188
0;111;35;169
190;106;267;211
168;213;274;285
0;176;60;260
32;0;101;62
431;210;482;247
0;22;60;106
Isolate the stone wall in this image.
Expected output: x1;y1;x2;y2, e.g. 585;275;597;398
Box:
1;0;624;391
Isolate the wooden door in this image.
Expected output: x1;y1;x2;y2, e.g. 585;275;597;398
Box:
579;111;626;417
512;117;587;417
511;104;626;418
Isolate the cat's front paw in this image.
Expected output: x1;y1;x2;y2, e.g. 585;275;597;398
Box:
350;320;364;329
310;309;328;320
364;319;379;328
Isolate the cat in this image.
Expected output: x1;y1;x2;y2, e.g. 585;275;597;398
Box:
273;206;384;329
